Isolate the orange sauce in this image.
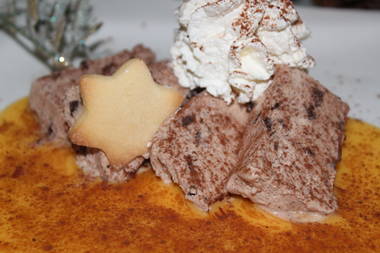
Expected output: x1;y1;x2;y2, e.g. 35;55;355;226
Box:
0;98;379;253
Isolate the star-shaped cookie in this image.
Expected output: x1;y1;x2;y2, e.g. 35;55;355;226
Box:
69;59;184;167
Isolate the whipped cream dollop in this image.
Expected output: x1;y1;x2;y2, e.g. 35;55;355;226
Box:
171;0;315;103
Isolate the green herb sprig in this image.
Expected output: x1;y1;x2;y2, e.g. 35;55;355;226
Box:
0;0;104;71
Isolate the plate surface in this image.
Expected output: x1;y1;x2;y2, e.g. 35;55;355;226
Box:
0;1;379;126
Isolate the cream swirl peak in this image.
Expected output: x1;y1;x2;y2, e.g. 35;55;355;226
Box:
171;0;315;103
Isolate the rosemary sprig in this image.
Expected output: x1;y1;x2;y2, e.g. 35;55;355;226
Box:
0;0;104;71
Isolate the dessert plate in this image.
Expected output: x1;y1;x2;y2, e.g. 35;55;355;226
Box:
0;1;379;126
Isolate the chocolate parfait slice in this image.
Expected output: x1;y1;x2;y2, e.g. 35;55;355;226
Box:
150;92;249;211
227;65;349;222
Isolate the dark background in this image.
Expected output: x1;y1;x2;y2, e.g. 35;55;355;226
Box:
295;0;380;9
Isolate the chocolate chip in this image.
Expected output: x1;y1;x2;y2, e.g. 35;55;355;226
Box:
263;117;272;132
47;125;53;136
274;141;279;151
195;131;201;145
186;87;205;99
246;102;256;112
185;155;194;170
306;104;316;120
312;87;324;107
73;145;87;154
69;100;80;116
182;115;195;127
304;147;315;156
64;122;70;131
271;102;281;110
188;186;197;196
253;112;262;124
